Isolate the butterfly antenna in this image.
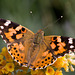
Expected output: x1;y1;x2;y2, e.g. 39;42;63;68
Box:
41;16;63;31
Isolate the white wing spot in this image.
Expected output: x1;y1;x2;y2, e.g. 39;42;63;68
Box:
22;65;27;67
0;26;4;29
3;40;6;43
18;62;20;65
7;43;11;46
4;20;11;26
14;59;17;62
8;51;10;54
68;38;73;44
70;45;74;48
1;35;3;38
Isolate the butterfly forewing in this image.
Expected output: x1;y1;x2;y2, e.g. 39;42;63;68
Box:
0;19;34;43
51;36;75;57
0;19;34;67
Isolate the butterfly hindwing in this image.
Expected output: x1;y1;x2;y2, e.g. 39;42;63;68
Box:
7;42;28;67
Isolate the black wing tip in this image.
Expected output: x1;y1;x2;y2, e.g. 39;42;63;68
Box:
0;18;7;23
0;18;19;26
0;18;5;20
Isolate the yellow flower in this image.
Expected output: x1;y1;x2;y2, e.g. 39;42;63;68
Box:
2;47;7;53
8;72;12;75
17;71;24;75
0;69;3;75
38;70;45;75
4;51;13;62
63;63;69;72
5;63;14;72
69;65;74;72
65;52;75;72
14;61;19;66
1;47;13;62
54;70;63;75
68;59;75;65
19;67;29;74
1;60;6;66
31;69;45;75
52;56;69;71
0;47;7;56
5;52;13;62
31;69;39;75
1;67;9;74
0;54;4;64
45;66;55;75
17;71;27;75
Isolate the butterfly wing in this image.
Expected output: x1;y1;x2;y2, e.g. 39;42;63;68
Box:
29;35;75;70
49;36;75;57
0;19;34;66
0;19;34;43
0;19;75;70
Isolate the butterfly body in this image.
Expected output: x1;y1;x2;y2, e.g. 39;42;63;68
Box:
0;19;75;70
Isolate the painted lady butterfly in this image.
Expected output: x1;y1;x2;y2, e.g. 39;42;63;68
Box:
0;19;75;70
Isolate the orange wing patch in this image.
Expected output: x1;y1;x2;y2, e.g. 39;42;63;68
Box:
50;42;56;49
16;34;23;39
50;36;72;57
54;42;67;55
4;26;26;42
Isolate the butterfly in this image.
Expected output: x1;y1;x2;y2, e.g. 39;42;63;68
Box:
0;18;75;70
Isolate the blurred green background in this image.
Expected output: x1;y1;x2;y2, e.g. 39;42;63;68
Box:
0;0;75;75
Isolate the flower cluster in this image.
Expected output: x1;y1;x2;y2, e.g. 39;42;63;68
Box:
31;52;75;75
45;51;75;75
0;47;75;75
0;47;14;75
0;47;28;75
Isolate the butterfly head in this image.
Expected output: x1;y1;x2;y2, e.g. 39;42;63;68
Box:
37;29;44;35
33;30;44;44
